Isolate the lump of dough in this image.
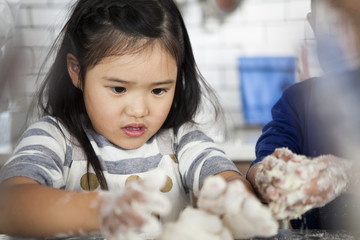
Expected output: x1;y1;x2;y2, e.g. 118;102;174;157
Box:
157;207;232;240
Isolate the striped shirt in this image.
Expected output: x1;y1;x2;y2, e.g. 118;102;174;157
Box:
0;115;239;222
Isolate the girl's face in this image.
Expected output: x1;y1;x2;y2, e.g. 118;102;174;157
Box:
81;45;177;149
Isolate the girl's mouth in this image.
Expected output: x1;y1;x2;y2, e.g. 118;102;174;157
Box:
122;124;146;137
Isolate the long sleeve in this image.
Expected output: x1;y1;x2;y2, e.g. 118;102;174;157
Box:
174;123;240;196
250;79;317;170
0;116;68;188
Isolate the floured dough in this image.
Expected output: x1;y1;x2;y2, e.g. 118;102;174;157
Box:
99;170;171;240
157;206;233;240
198;176;278;239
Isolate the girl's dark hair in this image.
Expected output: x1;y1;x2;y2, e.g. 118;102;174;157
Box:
34;0;221;190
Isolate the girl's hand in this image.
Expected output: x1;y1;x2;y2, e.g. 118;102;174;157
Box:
157;207;233;240
98;171;171;240
255;148;352;220
197;175;278;239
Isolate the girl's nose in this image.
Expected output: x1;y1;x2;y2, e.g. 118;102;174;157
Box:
125;97;149;118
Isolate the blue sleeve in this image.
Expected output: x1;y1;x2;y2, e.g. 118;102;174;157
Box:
248;79;316;172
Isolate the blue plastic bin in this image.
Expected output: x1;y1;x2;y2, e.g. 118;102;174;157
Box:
239;56;296;125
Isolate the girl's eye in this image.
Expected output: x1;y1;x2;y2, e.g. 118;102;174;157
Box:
152;88;166;95
111;87;126;94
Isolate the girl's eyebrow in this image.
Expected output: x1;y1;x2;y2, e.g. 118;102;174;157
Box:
151;80;176;86
102;77;134;85
103;77;176;86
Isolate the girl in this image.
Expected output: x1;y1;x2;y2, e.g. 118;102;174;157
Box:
0;0;268;238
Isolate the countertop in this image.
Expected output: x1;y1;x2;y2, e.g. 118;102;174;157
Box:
0;229;356;240
217;126;262;162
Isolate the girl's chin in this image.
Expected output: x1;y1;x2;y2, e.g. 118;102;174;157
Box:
115;139;148;150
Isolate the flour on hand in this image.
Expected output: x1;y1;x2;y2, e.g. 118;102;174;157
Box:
98;170;171;240
255;147;352;220
198;176;278;239
157;207;233;240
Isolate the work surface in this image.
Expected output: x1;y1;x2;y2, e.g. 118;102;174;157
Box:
0;229;356;240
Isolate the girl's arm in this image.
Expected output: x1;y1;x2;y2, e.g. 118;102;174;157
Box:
246;163;265;199
216;170;255;194
0;173;171;239
0;176;100;238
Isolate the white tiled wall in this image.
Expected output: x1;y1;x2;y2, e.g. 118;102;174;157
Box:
181;0;313;127
6;0;312;126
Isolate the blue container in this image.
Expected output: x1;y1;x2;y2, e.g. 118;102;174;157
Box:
239;56;296;125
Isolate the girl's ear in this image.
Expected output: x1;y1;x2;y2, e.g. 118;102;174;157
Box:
66;53;81;89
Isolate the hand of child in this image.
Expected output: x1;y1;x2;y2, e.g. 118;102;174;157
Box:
98;171;171;240
254;147;308;203
157;206;233;240
255;148;352;220
198;176;278;239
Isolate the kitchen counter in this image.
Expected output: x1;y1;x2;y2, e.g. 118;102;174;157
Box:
0;229;356;239
218;138;256;162
217;126;262;162
216;126;262;174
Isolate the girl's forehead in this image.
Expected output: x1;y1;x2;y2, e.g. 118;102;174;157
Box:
87;45;178;81
85;36;181;71
97;44;176;66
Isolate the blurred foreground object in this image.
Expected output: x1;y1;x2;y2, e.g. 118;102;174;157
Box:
247;0;360;232
0;0;14;52
0;0;16;111
0;0;21;156
310;0;360;74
